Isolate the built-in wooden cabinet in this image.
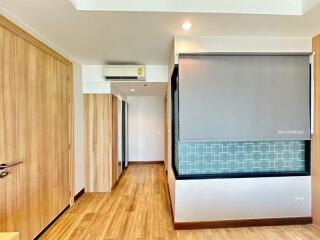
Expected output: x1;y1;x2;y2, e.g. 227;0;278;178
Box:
83;94;119;192
0;16;72;240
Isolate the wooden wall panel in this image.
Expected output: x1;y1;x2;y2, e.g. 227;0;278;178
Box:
312;35;320;227
84;94;112;192
0;16;71;65
0;16;72;240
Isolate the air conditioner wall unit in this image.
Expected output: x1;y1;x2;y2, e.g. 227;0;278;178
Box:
102;65;146;81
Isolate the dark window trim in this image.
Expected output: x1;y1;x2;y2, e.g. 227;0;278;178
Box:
171;64;311;180
171;65;179;178
175;171;310;180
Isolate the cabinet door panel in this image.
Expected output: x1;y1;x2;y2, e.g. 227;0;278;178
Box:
0;24;71;240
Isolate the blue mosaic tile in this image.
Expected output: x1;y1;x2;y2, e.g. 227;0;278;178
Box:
176;140;306;175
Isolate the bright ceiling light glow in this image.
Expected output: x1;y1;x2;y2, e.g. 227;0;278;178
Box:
182;21;192;30
130;88;135;92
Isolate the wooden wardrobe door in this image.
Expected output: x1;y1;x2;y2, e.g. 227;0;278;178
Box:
0;24;70;240
84;94;111;192
0;24;29;239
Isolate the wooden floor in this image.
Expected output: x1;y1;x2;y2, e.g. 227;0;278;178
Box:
40;164;320;240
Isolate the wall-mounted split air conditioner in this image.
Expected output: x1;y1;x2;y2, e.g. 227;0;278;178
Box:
102;65;146;81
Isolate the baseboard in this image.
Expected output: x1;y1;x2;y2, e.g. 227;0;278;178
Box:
129;161;164;164
174;217;312;230
74;188;85;202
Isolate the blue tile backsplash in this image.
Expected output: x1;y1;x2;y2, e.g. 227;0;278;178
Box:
176;140;306;175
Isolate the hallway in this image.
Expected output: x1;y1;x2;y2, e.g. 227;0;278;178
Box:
40;164;320;240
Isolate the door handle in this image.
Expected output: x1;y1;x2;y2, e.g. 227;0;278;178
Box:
0;171;9;178
0;161;23;170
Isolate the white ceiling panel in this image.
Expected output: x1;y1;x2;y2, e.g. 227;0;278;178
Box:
1;0;320;65
111;82;167;96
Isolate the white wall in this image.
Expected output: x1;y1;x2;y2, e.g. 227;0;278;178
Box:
169;36;313;222
146;65;168;82
111;84;127;101
73;62;85;195
82;65;111;93
174;36;312;63
175;176;311;222
128;96;164;162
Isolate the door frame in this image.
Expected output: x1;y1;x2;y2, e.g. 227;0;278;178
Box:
121;100;127;169
0;15;75;205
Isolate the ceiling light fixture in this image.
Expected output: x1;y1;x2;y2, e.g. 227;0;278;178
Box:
182;21;192;31
130;89;135;92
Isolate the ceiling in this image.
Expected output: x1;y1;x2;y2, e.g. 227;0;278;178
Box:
111;82;167;96
1;0;320;65
72;0;320;15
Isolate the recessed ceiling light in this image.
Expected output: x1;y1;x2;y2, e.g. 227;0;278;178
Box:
182;21;192;31
130;89;135;92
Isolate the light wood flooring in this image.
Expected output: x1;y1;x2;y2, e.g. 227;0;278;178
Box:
40;164;320;240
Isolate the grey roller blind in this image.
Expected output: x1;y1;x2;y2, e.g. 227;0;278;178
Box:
178;54;311;141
